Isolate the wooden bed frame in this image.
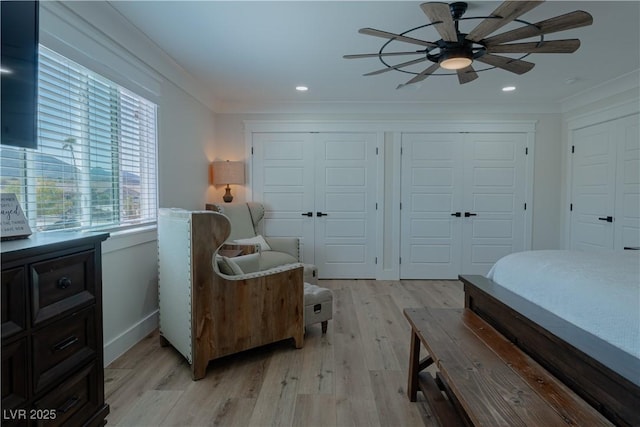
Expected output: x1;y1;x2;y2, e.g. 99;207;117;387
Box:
460;274;640;427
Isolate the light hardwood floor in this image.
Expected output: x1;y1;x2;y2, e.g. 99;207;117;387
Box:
104;279;464;427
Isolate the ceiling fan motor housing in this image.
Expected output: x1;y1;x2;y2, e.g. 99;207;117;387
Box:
449;2;468;20
430;3;483;69
430;34;482;69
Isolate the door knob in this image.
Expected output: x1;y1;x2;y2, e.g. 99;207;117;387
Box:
598;216;613;223
301;212;313;217
316;212;328;217
450;212;461;217
464;212;477;217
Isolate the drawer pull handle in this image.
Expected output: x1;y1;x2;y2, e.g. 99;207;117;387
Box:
54;336;79;352
57;396;80;414
57;276;72;289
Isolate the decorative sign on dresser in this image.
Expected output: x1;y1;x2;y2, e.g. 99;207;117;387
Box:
1;193;32;241
1;231;110;426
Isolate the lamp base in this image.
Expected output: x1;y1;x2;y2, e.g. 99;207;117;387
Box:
223;185;234;203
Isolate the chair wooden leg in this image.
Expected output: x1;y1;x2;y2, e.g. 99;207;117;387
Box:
192;358;207;381
293;333;304;349
321;321;328;334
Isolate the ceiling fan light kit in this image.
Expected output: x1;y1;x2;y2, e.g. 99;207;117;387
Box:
439;47;473;70
344;1;593;88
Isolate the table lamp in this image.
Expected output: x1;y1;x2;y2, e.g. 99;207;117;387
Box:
211;160;244;203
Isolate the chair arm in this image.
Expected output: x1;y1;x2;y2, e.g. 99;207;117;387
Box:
208;262;305;364
264;237;300;260
214;261;305;280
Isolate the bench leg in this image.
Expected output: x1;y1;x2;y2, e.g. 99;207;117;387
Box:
408;330;421;402
321;320;328;334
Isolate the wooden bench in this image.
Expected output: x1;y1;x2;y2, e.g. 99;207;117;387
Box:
404;307;613;426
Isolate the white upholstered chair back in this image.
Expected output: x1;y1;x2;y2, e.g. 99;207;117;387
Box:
208;202;265;241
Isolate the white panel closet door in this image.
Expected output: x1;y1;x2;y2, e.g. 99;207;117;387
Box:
252;132;378;278
252;133;316;262
314;133;378;278
570;122;617;251
460;133;527;275
400;133;464;279
401;132;527;279
614;114;640;250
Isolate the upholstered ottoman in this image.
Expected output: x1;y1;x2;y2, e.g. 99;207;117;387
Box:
304;282;333;334
303;263;318;286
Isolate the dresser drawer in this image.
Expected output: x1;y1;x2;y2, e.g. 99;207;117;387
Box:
2;267;27;339
32;307;96;394
33;362;100;427
30;251;96;326
1;337;29;410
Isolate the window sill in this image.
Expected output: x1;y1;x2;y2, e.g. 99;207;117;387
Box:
101;224;157;254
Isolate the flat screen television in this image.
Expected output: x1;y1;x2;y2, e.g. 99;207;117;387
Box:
1;1;39;149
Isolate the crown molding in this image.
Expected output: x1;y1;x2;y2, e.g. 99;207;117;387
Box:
215;100;560;115
560;70;640;113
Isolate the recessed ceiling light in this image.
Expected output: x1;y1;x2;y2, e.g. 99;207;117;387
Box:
502;86;516;92
295;86;308;92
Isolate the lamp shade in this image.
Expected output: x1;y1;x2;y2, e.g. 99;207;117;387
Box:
212;160;244;185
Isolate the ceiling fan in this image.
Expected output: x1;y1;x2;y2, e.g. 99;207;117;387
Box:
344;1;593;88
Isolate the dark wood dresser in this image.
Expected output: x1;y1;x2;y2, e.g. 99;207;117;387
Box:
2;232;110;426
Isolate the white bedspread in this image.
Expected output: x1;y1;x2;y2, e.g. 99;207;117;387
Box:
487;250;640;360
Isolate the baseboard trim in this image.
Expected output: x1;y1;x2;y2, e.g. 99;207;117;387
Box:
103;309;159;367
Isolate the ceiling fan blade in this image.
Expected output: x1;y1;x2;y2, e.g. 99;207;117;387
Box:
487;39;580;54
397;62;440;89
483;10;593;45
344;51;426;59
364;57;428;76
457;66;478;84
475;53;535;74
359;28;438;48
467;1;544;42
420;2;458;42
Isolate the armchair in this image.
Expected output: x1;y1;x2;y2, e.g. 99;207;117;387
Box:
158;208;304;380
206;202;318;283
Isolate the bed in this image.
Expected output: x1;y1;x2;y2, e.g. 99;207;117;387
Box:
459;250;640;427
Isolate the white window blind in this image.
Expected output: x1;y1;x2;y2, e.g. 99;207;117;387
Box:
0;46;158;232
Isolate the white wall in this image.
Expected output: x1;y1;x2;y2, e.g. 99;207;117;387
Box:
158;81;217;210
215;111;564;252
40;1;217;365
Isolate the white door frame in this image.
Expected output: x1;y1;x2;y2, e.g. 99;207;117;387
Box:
564;100;640;249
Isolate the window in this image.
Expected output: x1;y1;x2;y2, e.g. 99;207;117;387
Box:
0;46;158;232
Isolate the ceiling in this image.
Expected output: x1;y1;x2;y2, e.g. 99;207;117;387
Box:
108;1;640;111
